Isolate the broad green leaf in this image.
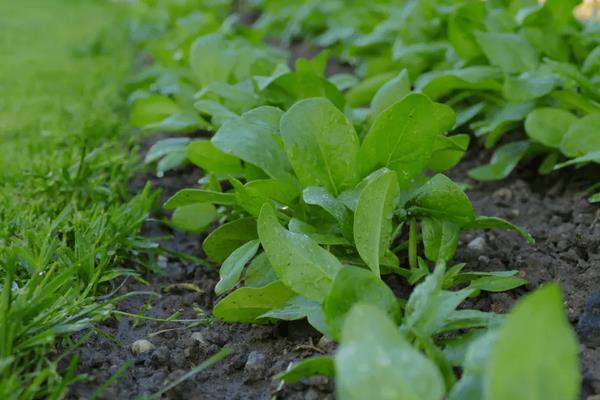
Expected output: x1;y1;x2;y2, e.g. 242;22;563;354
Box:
203;218;257;262
475;32;538;74
486;284;580;400
554;151;600;169
212;280;296;323
346;72;397;107
560;113;600;158
194;99;238;127
244;252;277;288
403;263;474;336
503;72;562;102
302;186;347;224
257;204;342;301
421;218;459;262
215;240;260;295
472;102;535;147
541;0;580;27
408;174;475;226
186;140;243;174
276;356;335;384
468;141;532;181
212;106;294;180
288;219;349;246
359;94;455;185
189;33;234;87
323;266;400;340
267;71;346;110
447;332;498;400
171;203;217;234
145;138;190;164
415;67;502;100
164;189;236;209
260;296;320;320
354;169;398;275
280;98;360;195
525;108;576;148
145;111;208;133
464;216;535;245
336;304;444;400
371;69;411;118
468;275;526;292
130;95;180;127
232;178;301;216
426;134;470;172
448;1;485;61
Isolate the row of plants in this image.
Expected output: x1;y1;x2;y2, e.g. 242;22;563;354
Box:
249;0;600;201
129;0;591;398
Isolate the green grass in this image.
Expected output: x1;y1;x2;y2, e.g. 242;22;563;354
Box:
0;0;156;398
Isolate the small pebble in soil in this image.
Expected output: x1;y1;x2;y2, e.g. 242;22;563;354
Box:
577;292;600;348
467;236;486;252
245;351;266;381
131;339;155;355
149;345;170;367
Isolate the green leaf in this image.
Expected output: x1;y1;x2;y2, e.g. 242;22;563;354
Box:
354;169;398;275
426;134;470;172
257;204;342;301
525;108;576;149
145;111;208;133
276;356;335;384
554;151;600;169
468;275;526;292
448;2;485;61
280;98;360;195
336;304;444;400
302;186;347;224
186;140;243;174
129;95;180;127
288;219;349;246
371;69;411;118
323;266;400;341
212;106;295;180
421;218;459;262
215;240;260;295
468;141;532;181
189;33;234;87
260;296;320;320
560;113;600;158
486;284;580;400
447;332;497;400
472;102;535;147
346;72;397;107
415;67;502;100
464;216;534;245
244;252;277;288
503;72;562;102
359;94;455;185
232;178;301;216
403;263;474;336
408;174;475;225
171;203;217;234
212;280;296;323
203;218;257;262
475;32;538;74
164;189;236;209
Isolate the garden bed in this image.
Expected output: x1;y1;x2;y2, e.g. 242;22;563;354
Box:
67;139;600;399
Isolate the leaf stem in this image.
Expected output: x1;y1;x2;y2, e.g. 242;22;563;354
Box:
409;218;417;269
